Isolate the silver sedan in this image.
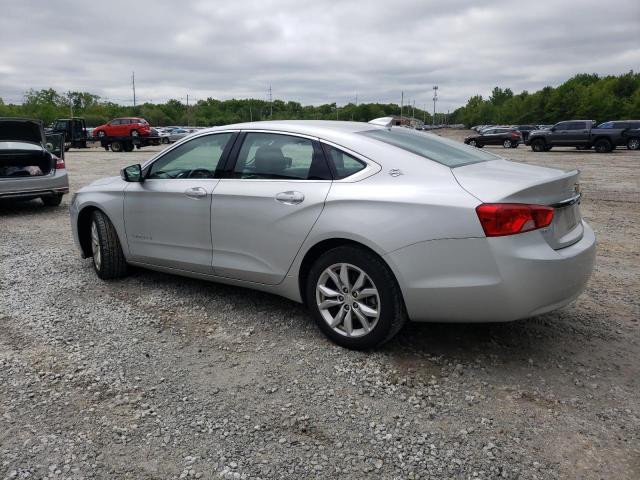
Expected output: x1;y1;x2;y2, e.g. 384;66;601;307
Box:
70;119;596;349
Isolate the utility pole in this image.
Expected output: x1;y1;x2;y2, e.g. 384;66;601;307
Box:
336;104;339;120
432;85;438;126
352;93;358;121
186;94;189;126
268;85;273;119
132;71;136;107
424;103;427;124
400;91;404;118
412;100;415;120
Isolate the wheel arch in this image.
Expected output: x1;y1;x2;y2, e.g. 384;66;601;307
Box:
296;237;401;307
76;205;125;258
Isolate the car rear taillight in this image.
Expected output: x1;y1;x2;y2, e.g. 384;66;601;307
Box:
54;155;65;170
511;131;521;138
476;203;553;237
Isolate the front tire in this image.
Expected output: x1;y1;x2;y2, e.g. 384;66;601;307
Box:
531;139;546;152
90;210;127;280
503;139;512;148
306;246;407;349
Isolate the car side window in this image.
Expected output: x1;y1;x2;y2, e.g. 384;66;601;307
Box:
233;133;331;180
147;133;233;179
323;144;366;179
567;122;584;130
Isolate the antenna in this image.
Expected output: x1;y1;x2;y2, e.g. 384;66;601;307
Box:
132;71;136;107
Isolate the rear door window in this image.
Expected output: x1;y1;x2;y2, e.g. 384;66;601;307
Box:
232;133;331;180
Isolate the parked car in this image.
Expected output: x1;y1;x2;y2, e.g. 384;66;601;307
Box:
0;118;69;206
526;120;627;153
597;120;640;149
153;127;171;144
93;117;152;139
70;120;595;349
512;125;538;143
464;127;522;148
168;128;193;143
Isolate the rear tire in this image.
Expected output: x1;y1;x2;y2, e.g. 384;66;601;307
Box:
305;246;407;349
41;194;63;207
594;139;612;153
111;141;123;152
90;210;127;280
123;142;134;152
503;139;512;148
531;139;546;152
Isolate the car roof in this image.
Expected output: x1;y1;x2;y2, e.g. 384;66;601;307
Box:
202;120;380;143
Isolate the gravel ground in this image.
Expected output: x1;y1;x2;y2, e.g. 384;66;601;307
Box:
1;132;638;479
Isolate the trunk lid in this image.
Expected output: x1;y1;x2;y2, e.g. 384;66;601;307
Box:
453;159;583;249
0;118;45;144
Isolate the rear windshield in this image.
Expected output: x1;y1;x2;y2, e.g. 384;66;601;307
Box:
359;128;495;168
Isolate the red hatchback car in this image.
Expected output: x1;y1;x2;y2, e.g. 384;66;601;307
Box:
93;117;151;138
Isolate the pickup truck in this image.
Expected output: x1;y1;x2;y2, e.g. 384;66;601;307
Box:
526;120;627;153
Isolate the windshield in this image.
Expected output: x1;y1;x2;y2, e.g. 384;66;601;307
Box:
359;128;495;168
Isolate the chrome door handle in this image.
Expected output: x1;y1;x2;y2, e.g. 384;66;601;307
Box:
184;187;207;198
275;191;304;205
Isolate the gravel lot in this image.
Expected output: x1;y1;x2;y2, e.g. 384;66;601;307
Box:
1;131;638;479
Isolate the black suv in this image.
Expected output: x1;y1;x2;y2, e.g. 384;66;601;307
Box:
598;120;640;149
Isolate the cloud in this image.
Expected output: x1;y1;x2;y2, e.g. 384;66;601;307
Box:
0;0;638;111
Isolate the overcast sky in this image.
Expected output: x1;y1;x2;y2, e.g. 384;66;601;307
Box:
1;0;638;111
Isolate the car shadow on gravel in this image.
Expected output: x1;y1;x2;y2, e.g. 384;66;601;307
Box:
0;198;66;217
124;265;598;366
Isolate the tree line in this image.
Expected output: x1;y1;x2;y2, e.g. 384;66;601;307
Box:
0;89;433;127
450;71;640;126
0;71;637;128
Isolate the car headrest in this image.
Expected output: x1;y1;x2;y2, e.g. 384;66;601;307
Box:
254;145;288;174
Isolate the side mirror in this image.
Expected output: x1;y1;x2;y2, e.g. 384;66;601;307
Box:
121;164;143;182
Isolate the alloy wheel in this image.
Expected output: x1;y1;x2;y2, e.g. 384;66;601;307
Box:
503;140;512;148
316;263;380;338
628;138;639;150
91;221;101;270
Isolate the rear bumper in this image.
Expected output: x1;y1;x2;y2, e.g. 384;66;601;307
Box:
385;221;596;322
0;171;69;199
